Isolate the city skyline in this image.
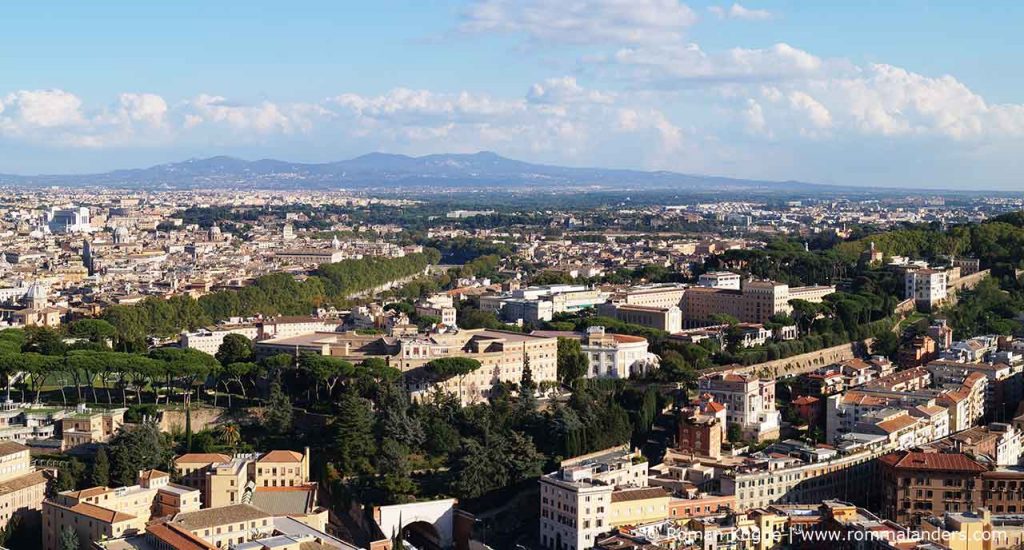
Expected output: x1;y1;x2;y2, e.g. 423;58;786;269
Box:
3;1;1024;190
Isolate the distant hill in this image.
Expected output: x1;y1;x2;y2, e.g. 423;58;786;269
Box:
0;151;841;192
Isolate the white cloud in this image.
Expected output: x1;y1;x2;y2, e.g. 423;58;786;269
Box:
787;91;832;131
2;89;84;128
527;77;615;105
709;3;774;20
187;94;295;134
460;0;698;46
117;93;168;128
743;99;771;137
742;63;1024;142
332;87;524;124
604;42;822;83
616;107;684;153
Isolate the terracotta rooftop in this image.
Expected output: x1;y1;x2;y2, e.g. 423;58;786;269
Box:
53;500;136;524
146;522;218;550
172;503;271;531
258;450;304;463
879;451;987;473
174;453;231;465
0;441;28;458
611;487;670;503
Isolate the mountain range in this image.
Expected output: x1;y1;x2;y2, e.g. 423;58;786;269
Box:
0;151;843;193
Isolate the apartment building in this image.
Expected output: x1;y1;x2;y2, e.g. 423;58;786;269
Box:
173;449;311;509
928;359;1024;422
60;405;126;451
825;366;986;442
683;279;835;327
720;441;889;511
676;405;724;459
43;470;201;550
928;422;1023;466
879;451;991;526
168;503;274;549
905;268;949;311
607;284;687;309
180;326;260;355
698;271;741;290
698;373;780;442
538;446;648;550
0;441;48;532
598;303;682;334
253;450;310;488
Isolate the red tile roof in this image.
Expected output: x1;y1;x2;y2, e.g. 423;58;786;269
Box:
878;451;987;473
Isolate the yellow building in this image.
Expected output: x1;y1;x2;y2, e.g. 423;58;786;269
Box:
173;449;312;509
42;470;201;550
0;441;48;532
253;449;309;488
173;453;232;493
60;406;125;451
608;487;671;528
169;503;274;549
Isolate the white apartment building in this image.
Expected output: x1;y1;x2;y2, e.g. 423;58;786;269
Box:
531;327;660;380
180;326;260;355
698;272;741;290
905;268;948;310
539;446;648;550
582;327;660;379
697;373;780;441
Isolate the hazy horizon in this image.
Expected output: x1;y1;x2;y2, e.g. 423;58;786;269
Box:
3;1;1024;190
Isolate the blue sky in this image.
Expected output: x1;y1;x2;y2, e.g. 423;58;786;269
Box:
3;1;1024;189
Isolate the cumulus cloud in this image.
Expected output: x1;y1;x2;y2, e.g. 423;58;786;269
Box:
460;0;698;46
527;77;615;105
602;42;822;83
746;63;1024;141
331;88;524;125
743;99;771;137
117;93;169;128
708;3;774;20
2;89;84;129
186;95;295;134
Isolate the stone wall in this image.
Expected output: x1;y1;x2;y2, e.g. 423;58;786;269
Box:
158;406;226;433
719;339;874;379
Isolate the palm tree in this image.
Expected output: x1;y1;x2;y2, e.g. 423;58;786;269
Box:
219;424;241;449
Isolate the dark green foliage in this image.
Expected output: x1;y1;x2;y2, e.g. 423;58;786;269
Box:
103;253;439;347
425;357;482;379
450;431;544;499
215;333;254;365
107;422;174;487
332;391;376;476
556;338;588;385
263;382;294;434
90;447;110;487
59;526;79;550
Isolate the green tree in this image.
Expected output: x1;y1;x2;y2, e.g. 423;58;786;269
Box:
871;330;899;359
263;382;293;435
727;423;743;443
107;422;173;487
332;391;376;476
215;333;254;365
59;526;79;550
66;319;116;343
556;338;588;385
90;447;110;487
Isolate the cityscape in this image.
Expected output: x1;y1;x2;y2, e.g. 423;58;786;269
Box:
2;2;1024;550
